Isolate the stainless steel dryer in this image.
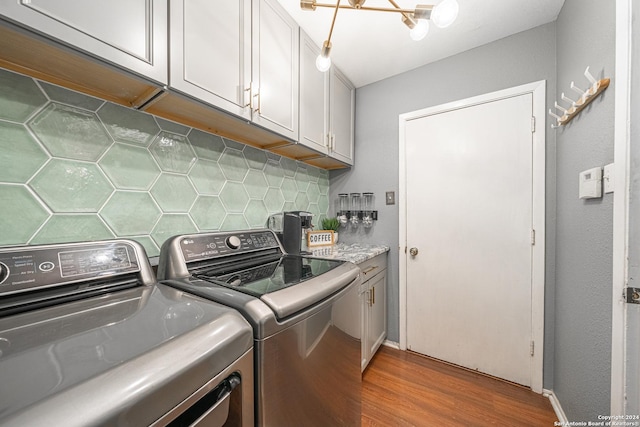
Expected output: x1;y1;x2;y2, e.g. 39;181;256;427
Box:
158;230;362;427
0;239;254;427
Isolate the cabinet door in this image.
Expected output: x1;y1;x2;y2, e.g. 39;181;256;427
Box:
170;0;252;119
329;67;355;165
361;283;370;372
368;271;387;359
0;0;167;84
252;0;299;141
299;31;328;154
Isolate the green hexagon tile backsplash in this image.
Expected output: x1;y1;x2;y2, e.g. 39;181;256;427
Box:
0;68;330;257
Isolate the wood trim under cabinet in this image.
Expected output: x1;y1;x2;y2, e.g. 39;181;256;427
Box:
142;90;294;151
0;21;161;108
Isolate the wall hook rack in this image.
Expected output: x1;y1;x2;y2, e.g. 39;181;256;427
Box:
549;66;610;128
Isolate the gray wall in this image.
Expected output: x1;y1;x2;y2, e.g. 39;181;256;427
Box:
330;22;558;388
553;0;615;421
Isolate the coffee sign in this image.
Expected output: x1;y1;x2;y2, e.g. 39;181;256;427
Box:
307;230;335;247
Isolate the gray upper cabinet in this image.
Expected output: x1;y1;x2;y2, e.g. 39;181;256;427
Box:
251;0;299;141
299;30;355;166
169;0;252;120
329;67;355;165
170;0;298;141
299;31;329;155
0;0;167;84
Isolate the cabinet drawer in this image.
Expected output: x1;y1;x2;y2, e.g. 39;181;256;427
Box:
359;253;387;281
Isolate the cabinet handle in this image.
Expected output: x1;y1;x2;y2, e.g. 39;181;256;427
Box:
244;82;260;113
242;84;253;109
362;265;378;274
244;83;253;109
372;286;375;305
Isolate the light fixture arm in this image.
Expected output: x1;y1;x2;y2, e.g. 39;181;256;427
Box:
303;1;433;17
314;0;340;72
387;0;416;26
302;0;455;69
325;0;341;46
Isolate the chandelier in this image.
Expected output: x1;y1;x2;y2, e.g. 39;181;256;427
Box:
301;0;460;71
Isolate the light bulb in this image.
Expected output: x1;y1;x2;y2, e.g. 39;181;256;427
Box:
431;0;459;28
410;19;429;41
316;54;331;72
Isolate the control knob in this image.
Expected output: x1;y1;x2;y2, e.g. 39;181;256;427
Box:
226;236;241;250
0;262;8;285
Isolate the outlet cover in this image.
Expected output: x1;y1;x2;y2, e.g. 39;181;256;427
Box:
385;191;395;205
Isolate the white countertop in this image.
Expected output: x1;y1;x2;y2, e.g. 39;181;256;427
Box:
309;242;390;265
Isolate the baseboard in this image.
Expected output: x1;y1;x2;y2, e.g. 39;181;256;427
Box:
382;340;400;350
543;389;568;424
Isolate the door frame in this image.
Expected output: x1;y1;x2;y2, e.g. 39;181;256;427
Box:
610;0;631;416
398;81;546;393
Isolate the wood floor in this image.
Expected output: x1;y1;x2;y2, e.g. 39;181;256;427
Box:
361;346;558;426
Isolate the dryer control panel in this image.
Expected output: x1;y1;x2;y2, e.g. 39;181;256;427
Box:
0;242;140;296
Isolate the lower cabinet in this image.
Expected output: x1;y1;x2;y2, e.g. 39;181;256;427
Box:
360;253;387;372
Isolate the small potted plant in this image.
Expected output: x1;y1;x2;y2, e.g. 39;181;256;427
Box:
321;217;341;244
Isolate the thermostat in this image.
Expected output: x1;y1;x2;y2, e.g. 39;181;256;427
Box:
579;167;602;199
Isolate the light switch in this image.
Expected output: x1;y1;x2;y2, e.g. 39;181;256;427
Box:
579;167;602;199
385;191;395;205
603;163;614;194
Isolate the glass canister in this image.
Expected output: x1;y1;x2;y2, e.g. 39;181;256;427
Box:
363;192;374;228
338;193;349;225
349;193;361;225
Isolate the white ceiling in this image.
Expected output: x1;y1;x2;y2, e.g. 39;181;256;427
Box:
277;0;565;88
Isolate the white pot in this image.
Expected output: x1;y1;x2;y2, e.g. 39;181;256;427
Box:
333;232;339;244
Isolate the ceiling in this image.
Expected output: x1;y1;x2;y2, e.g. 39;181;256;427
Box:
277;0;565;88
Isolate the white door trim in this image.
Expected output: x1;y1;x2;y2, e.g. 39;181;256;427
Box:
611;0;632;416
398;80;546;393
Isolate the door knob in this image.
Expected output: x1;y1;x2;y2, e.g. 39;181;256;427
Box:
409;247;419;256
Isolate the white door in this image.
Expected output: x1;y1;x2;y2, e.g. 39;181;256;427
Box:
404;93;534;387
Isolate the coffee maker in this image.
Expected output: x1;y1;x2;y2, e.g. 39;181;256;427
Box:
268;211;313;254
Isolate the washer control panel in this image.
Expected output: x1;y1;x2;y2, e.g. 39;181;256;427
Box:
0;242;140;296
180;230;280;263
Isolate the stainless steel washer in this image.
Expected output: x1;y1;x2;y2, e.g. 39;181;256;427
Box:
158;229;362;427
0;239;254;427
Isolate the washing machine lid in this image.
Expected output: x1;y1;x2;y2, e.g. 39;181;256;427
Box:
193;255;344;296
159;230;361;320
0;283;253;426
193;255;360;319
